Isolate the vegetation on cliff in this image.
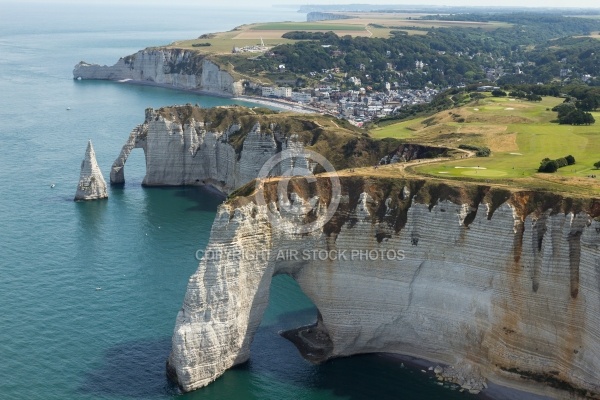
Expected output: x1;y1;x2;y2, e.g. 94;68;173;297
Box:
155;104;448;171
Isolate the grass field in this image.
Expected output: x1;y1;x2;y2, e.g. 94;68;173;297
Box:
371;96;600;194
169;14;512;53
251;22;367;31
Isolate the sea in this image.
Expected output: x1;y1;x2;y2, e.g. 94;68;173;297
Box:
0;3;477;399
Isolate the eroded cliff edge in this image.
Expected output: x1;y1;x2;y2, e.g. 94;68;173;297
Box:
73;49;242;96
110;105;446;191
168;176;600;399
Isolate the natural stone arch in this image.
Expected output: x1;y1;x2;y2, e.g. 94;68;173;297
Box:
166;185;600;398
110;124;147;185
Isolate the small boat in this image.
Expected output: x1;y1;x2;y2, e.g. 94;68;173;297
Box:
76;76;82;80
50;184;55;188
95;287;102;291
66;107;71;111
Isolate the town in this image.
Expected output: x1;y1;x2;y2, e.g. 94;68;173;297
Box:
250;81;438;127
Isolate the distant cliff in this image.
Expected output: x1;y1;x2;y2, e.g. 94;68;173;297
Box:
73;49;243;97
109;105;446;192
168;177;600;399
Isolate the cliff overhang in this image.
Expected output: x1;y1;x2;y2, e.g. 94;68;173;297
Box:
168;172;600;399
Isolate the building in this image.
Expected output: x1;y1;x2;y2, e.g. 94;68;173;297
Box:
291;92;312;103
261;86;291;98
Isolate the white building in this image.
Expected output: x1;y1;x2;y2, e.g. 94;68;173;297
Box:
291;92;312;103
262;86;291;98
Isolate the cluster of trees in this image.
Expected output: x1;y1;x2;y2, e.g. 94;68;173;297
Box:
458;144;491;157
282;31;339;41
538;155;575;173
508;90;542;101
552;102;595;125
227;13;600;90
491;87;544;101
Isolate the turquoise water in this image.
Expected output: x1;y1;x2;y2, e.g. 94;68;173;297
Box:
0;3;475;399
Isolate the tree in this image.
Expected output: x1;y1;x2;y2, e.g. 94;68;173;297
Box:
491;89;507;97
539;158;559;173
594;161;600;169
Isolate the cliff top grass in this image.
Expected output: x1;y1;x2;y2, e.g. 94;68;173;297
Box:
230;174;600;220
370;95;600;197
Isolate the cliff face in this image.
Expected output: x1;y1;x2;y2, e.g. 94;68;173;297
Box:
110;106;305;191
168;177;600;399
74;140;108;201
73;49;242;96
110;105;444;192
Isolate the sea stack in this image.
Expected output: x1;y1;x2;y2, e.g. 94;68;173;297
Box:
74;140;108;201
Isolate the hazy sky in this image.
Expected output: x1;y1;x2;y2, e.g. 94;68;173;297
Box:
2;0;599;9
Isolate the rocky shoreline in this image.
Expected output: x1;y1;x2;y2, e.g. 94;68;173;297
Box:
380;354;552;400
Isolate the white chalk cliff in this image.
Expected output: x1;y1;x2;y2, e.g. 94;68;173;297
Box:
109;105;435;191
168;179;600;399
108;105;599;397
110;107;296;191
74;140;108;201
73;49;243;96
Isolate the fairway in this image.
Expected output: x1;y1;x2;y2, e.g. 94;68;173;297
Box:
372;96;600;190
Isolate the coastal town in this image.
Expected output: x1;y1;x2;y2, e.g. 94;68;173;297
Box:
247;82;439;126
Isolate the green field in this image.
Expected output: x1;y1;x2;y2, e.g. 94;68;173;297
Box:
371;96;600;194
251;22;366;31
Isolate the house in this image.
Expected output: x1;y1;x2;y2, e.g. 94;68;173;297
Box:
291;92;312;103
262;86;291;98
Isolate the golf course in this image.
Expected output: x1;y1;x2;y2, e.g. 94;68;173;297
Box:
370;96;600;196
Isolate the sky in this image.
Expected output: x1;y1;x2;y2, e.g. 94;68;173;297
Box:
1;0;599;9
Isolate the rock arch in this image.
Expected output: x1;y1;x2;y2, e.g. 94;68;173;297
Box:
110;124;147;185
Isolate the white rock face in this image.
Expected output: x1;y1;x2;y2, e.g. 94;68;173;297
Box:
74;140;108;201
168;183;600;399
110;107;299;192
73;49;243;96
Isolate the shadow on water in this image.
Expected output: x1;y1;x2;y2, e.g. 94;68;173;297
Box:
77;309;473;400
152;186;226;213
78;337;179;399
239;317;478;400
75;198;108;240
78;274;474;400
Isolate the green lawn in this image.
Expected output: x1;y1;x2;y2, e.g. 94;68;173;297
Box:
251;22;366;31
372;96;600;186
415;115;600;180
371;117;425;139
